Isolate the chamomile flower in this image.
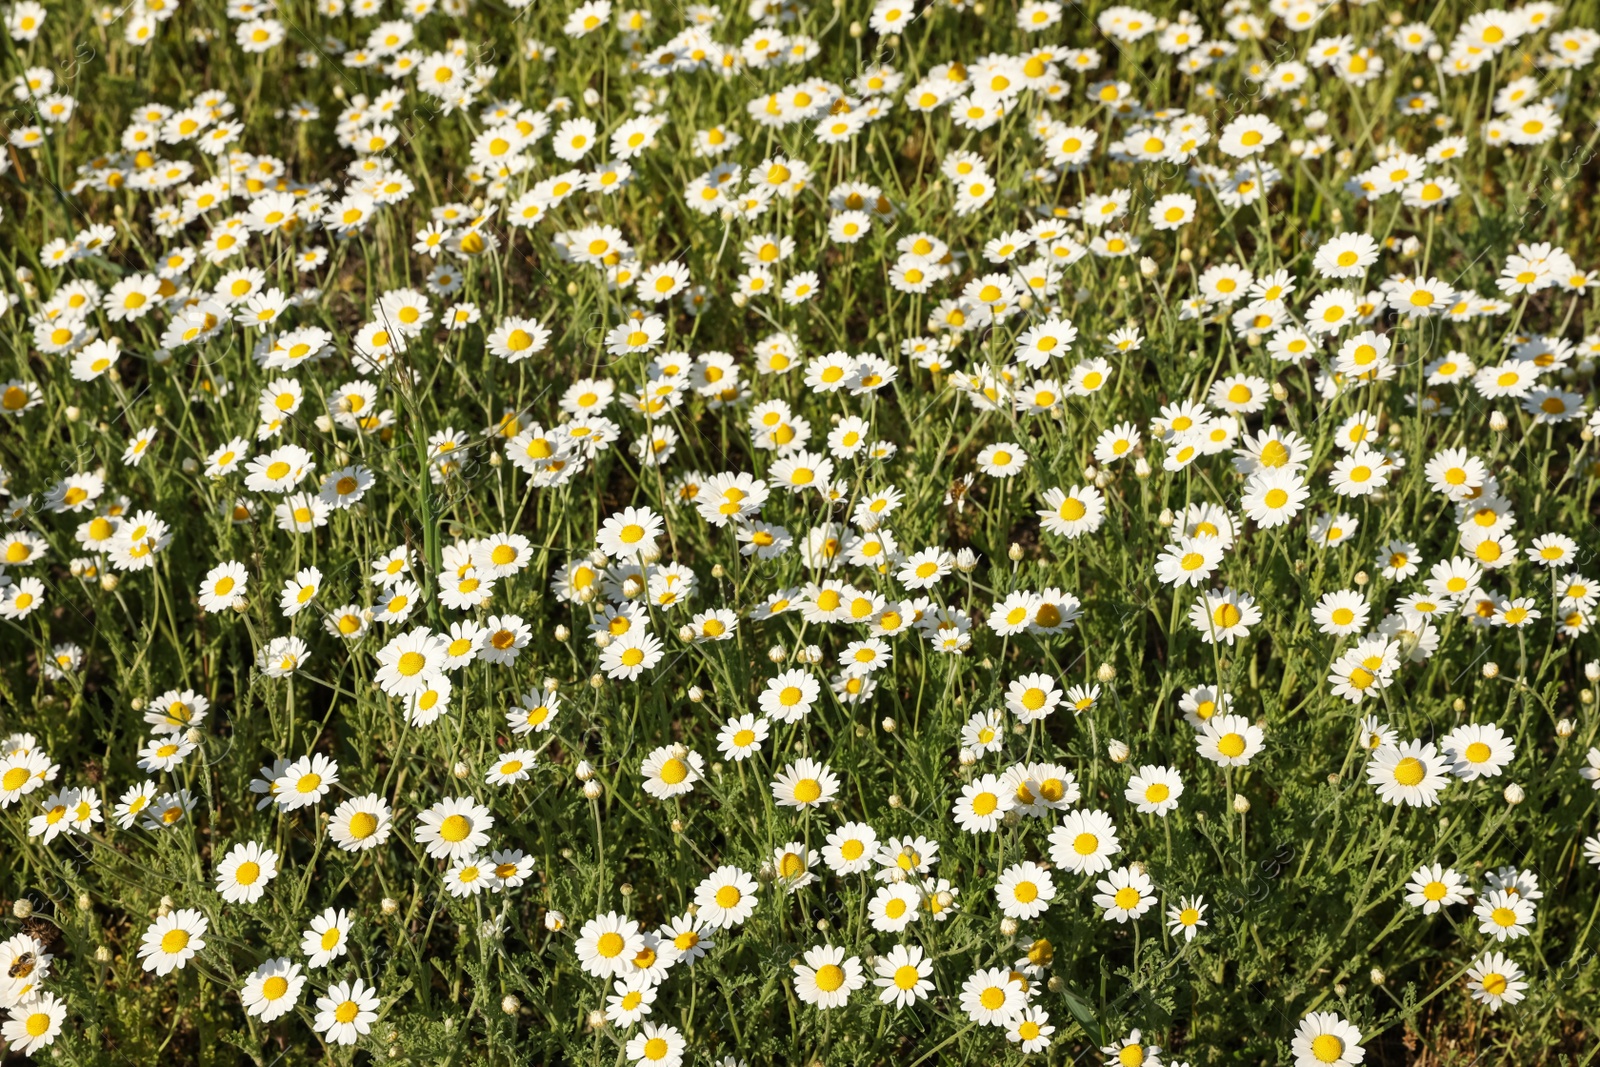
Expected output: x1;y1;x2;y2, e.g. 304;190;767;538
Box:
1404;863;1473;914
1048;808;1121;874
240;958;305;1022
1367;740;1451;807
873;943;935;1008
138;908;208;975
215;841;280;904
1466;952;1527;1012
793;945;865;1009
693;866;759;929
1292;1013;1364;1067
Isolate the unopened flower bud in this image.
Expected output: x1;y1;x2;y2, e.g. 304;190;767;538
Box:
1482;662;1500;679
1108;740;1130;763
553;624;570;641
1233;794;1250;814
1503;783;1524;805
688;685;704;703
1489;411;1508;432
545;910;566;932
1557;718;1574;738
999;917;1018;937
1008;542;1023;561
1096;662;1116;684
453;761;470;779
583;780;603;799
881;716;896;733
501;995;521;1015
958;747;976;766
12;900;32;919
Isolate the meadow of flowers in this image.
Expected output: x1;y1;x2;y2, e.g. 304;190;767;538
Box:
3;0;1600;1062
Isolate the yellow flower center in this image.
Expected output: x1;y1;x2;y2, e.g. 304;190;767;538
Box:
1393;757;1426;787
